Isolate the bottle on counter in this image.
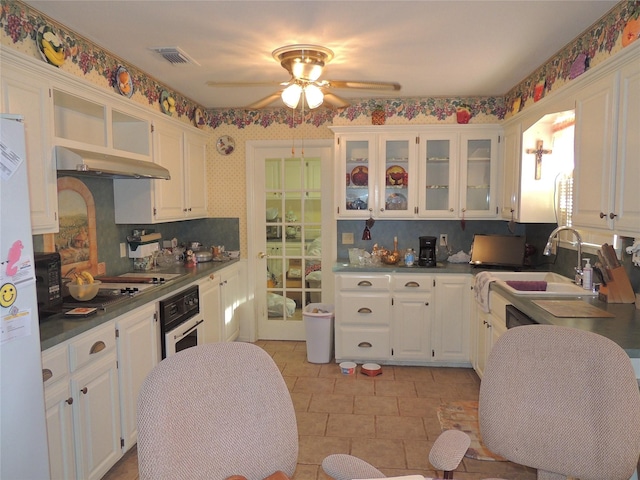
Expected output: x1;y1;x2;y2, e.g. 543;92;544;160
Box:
582;258;592;290
404;248;415;267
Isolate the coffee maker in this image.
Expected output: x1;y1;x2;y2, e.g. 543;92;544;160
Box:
418;236;437;267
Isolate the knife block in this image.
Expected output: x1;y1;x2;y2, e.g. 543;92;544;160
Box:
598;266;635;303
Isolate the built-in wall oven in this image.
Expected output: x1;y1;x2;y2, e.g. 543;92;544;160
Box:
159;285;203;358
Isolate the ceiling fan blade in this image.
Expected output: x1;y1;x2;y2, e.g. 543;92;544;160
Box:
325;80;401;91
207;80;287;88
246;92;283;109
323;92;351;109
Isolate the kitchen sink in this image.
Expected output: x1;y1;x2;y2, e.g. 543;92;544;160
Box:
488;271;597;296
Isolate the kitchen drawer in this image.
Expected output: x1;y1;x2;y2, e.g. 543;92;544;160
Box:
393;274;433;293
337;326;390;361
336;293;391;326
488;291;510;327
42;343;69;386
337;274;391;291
69;322;116;373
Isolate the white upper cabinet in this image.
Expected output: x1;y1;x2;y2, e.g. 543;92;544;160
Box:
333;125;500;220
1;57;59;234
573;51;640;236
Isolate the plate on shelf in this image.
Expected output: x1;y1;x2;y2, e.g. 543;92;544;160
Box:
470;148;490;159
37;25;65;67
160;90;176;116
386;192;407;210
346;195;368;210
194;108;206;129
350;166;368;186
115;66;133;97
386;165;407;186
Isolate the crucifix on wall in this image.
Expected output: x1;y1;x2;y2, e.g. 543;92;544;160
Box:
526;139;552;180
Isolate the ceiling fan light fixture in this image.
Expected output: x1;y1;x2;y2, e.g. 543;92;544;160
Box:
304;84;324;109
273;44;334;81
282;83;302;108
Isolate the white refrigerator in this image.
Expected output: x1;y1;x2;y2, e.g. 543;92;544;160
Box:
1;114;50;478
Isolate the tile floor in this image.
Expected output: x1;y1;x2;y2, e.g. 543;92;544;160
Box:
102;340;536;480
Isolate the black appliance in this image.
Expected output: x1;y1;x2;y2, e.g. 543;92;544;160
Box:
418;236;437;267
506;304;539;328
469;234;526;268
159;285;201;358
34;252;63;316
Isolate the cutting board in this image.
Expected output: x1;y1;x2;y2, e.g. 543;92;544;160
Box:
532;300;614;318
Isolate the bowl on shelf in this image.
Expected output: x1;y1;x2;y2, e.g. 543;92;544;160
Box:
67;280;101;301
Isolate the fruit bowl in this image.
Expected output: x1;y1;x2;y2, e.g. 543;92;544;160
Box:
67;280;101;301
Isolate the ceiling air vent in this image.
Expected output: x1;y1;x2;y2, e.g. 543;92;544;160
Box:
149;46;200;66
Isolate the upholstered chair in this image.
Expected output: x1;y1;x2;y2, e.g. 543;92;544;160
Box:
479;324;640;480
137;342;298;480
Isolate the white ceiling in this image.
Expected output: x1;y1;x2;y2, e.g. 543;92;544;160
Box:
24;0;618;109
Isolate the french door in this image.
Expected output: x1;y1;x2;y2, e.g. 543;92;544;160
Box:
247;141;333;340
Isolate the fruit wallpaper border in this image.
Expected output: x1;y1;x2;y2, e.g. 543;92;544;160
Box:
1;0;638;129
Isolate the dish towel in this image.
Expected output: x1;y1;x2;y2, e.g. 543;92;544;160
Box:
474;271;496;313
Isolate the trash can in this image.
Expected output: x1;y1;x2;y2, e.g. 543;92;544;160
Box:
303;303;335;363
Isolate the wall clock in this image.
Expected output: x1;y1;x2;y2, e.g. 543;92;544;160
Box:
216;135;235;155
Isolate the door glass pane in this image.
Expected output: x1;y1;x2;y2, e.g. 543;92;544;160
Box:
425;139;450;211
345;140;369;211
264;155;323;324
467;139;491;211
384;140;409;213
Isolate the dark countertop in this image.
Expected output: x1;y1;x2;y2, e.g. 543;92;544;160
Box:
333;260;640;358
39;259;240;351
491;282;640;358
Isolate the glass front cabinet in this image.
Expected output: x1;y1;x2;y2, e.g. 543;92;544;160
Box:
333;126;500;220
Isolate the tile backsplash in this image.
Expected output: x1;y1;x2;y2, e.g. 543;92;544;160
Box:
32;175;239;275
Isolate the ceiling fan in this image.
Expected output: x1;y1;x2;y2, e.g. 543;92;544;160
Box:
207;44;401;109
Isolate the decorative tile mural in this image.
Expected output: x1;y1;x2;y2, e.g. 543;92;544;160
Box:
2;0;638;128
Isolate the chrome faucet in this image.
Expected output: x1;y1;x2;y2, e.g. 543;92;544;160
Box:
543;226;583;285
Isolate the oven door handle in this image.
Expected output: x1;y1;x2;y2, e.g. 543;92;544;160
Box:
174;318;204;340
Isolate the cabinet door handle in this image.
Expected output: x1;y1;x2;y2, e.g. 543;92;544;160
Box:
81;387;88;395
357;280;372;287
609;212;617;219
357;307;372;314
599;212;606;219
66;397;73;405
89;341;106;355
404;281;420;288
358;342;372;348
42;368;53;383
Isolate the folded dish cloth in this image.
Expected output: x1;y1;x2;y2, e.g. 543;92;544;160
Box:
474;271;496;313
505;280;547;291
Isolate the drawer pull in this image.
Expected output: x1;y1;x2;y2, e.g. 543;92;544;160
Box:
358;342;373;348
81;387;88;395
89;341;106;355
42;369;53;383
66;397;73;405
357;307;372;314
404;281;420;288
357;280;373;287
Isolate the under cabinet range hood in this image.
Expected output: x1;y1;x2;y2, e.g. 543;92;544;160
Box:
55;146;171;180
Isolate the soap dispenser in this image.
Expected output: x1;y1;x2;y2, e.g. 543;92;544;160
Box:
582;258;593;290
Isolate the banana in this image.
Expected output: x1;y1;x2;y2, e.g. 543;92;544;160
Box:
74;274;85;286
80;271;95;284
41;38;64;66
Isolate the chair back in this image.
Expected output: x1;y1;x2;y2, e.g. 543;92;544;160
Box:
137;342;298;480
479;325;640;480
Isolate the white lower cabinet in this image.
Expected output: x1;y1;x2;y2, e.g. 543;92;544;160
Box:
432;275;471;363
335;274;392;361
42;321;121;480
198;264;241;344
335;272;471;365
199;273;222;343
473;291;508;379
392;275;433;361
115;303;158;451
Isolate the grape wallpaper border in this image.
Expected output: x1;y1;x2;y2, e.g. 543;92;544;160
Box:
1;0;638;129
